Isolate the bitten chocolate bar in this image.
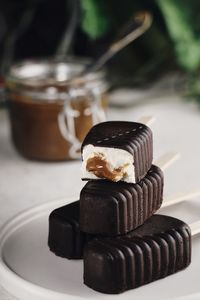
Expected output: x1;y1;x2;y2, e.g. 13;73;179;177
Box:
81;121;153;183
84;214;191;294
80;165;163;236
48;201;93;259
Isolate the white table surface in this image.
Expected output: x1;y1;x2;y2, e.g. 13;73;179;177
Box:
1;91;200;300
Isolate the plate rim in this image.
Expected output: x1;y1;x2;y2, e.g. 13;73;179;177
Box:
0;196;83;300
0;196;200;300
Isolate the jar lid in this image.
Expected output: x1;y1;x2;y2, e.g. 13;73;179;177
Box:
6;57;108;101
6;57;106;87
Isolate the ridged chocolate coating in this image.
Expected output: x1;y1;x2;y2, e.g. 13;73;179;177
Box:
81;121;153;183
80;165;164;235
48;201;93;259
84;215;192;294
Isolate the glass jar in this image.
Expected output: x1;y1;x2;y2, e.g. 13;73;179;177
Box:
6;58;108;160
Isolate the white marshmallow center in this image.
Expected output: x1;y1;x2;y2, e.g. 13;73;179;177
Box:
82;144;135;183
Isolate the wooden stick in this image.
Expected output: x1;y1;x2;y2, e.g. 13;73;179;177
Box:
137;116;200;237
154;152;180;171
162;190;200;208
190;220;200;237
138;117;180;171
137;115;156;127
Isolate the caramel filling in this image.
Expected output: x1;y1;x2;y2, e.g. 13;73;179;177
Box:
86;154;128;181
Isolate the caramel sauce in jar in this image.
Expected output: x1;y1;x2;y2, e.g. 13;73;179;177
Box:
6;58;108;160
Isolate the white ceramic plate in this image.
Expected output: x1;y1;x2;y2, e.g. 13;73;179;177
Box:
0;197;200;300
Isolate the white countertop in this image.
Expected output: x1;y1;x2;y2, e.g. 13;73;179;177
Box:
1;92;200;299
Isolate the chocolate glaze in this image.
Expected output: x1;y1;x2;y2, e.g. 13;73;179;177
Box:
81;121;153;182
80;165;164;235
84;214;192;294
48;201;93;259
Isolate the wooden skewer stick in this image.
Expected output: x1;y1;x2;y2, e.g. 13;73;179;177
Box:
139;118;179;170
154;152;180;172
155;154;200;208
137;115;156;127
138;116;200;237
138;117;180;171
190;220;200;236
162;190;200;208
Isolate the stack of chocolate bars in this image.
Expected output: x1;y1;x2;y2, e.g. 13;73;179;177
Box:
48;121;191;294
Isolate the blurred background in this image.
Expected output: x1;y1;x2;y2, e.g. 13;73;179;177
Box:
1;2;200;299
0;0;200;90
1;0;200;161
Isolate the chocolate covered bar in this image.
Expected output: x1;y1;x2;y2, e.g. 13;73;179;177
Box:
48;189;196;260
48;201;93;259
84;214;191;294
80;164;163;235
48;189;195;261
81;121;153;183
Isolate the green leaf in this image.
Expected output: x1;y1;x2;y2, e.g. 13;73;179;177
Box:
80;0;110;39
156;0;200;71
